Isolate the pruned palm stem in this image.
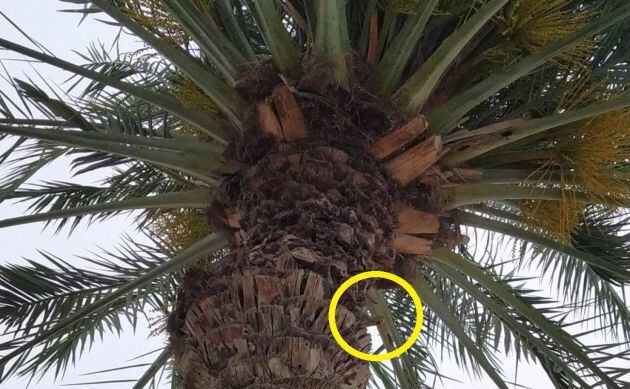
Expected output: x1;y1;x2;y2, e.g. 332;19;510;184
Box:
170;143;398;388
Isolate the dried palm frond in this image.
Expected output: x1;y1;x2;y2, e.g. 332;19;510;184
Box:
556;70;611;111
173;77;220;138
486;0;596;68
517;110;630;241
553;110;630;205
519;199;584;243
120;0;190;45
119;0;214;46
149;209;210;251
174;77;219;113
386;0;423;14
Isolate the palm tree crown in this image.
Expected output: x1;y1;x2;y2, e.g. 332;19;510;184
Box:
1;0;629;387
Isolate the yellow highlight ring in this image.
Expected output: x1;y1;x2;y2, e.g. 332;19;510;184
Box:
328;270;424;362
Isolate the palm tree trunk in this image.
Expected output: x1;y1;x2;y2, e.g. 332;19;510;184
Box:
169;145;397;388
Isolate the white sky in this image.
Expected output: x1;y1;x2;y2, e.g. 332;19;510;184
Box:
0;1;586;388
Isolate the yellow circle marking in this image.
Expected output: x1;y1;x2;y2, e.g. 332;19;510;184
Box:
328;270;424;362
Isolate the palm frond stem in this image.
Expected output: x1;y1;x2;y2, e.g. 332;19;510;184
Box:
0;189;208;229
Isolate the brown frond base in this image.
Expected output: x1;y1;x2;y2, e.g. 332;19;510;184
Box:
230;58;404;167
170;145;399;388
369;116;428;160
170;61;453;388
171;267;371;388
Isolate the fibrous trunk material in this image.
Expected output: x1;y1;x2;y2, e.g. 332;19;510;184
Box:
169;143;398;388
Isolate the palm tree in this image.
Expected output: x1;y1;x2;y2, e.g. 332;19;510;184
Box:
1;0;629;387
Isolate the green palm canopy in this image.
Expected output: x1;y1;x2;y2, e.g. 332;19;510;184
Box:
0;0;629;388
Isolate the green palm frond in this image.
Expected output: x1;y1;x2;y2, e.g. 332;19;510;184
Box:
0;188;208;230
0;233;227;380
0;125;232;184
414;276;508;389
131;345;173;389
0;140;68;202
97;0;246;127
427;3;630;133
433;248;617;387
0;37;229;142
427;259;594;387
4;163;190;232
461;205;630;335
253;0;300;74
0;237;175;378
395;0;509;115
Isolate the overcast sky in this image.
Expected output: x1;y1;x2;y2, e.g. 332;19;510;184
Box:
0;1;570;388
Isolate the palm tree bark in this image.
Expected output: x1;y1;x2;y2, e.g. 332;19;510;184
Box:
169;145;397;388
